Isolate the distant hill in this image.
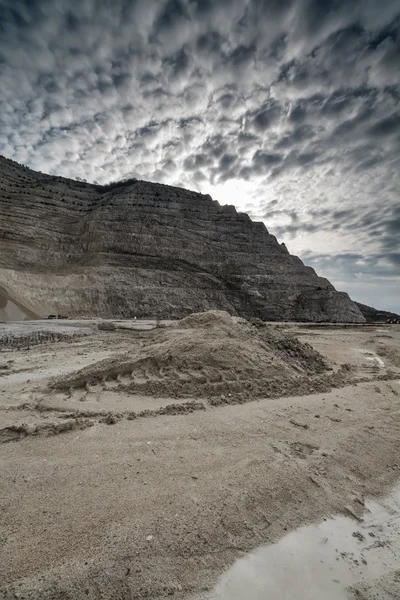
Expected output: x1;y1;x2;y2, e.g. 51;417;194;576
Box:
355;302;400;323
0;154;364;322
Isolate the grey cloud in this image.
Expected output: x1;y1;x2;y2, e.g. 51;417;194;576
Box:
274;223;320;236
250;151;282;176
219;153;236;170
163;45;192;79
183;153;212;170
388;252;400;265
276;124;321;148
367;112;400;137
154;0;189;34
249;100;282;131
302;250;400;279
201;135;228;158
226;43;256;67
288;95;325;122
264;209;299;223
309;208;331;217
178;115;203;128
218;93;236;108
189;0;213;16
296;151;318;165
196;30;224;54
332;107;375;138
137;120;166;137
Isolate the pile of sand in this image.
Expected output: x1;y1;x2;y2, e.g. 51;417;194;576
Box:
52;311;335;399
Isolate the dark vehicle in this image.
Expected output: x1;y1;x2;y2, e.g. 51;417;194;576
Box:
47;314;57;319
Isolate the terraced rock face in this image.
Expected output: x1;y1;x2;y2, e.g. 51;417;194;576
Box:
0;155;364;322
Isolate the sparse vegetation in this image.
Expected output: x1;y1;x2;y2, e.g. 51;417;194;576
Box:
93;177;138;193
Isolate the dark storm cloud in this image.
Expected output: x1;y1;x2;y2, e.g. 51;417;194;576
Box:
0;0;399;308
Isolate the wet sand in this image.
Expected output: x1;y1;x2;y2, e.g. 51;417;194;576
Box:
206;484;400;600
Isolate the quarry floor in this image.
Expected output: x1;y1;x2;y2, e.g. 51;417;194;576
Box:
0;321;400;599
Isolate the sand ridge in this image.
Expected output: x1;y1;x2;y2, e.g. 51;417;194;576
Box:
51;311;333;400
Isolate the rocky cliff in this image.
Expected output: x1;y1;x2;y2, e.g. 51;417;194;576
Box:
0;155;364;322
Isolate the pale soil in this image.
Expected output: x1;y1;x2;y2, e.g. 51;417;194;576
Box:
0;284;42;322
0;319;399;599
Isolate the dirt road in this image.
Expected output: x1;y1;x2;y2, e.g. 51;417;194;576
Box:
0;318;399;599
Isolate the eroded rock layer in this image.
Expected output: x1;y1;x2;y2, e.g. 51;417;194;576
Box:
0;155;364;322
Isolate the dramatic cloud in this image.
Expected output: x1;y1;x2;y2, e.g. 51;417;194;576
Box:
0;0;399;310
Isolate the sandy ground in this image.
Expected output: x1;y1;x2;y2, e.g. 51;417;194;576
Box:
0;319;400;599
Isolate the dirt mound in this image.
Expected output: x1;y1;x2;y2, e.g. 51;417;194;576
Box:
52;311;329;399
174;309;240;329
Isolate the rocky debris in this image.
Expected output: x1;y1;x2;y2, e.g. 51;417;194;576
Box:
97;321;116;332
248;316;266;327
137;400;206;417
100;413;121;425
0;155;364;323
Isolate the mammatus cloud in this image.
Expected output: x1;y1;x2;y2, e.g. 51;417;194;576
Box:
0;0;399;310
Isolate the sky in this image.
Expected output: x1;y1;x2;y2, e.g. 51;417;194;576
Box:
0;0;399;312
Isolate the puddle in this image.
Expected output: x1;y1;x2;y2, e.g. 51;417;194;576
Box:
0;322;90;336
0;352;114;387
206;484;400;600
357;349;385;368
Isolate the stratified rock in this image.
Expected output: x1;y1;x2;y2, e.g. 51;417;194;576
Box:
0;155;364;322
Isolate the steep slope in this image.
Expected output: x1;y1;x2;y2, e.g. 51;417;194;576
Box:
0;155;364;322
